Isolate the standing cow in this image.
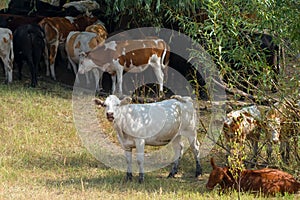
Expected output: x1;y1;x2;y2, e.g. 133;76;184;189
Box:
94;95;202;182
39;13;100;80
0;27;14;83
13;24;46;87
78;39;170;96
65;23;107;90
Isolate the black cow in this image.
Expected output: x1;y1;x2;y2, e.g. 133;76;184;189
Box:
13;24;46;87
221;32;280;94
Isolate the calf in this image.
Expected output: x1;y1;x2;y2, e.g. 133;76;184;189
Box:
206;158;300;196
79;39;170;96
94;95;202;182
13;24;46;87
0;27;14;83
38;13;100;80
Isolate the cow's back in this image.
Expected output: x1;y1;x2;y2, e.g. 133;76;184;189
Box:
117;99;182;145
66;31;102;63
39;17;77;42
87;39;170;71
241;168;300;194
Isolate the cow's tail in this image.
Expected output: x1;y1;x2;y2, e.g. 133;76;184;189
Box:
161;41;170;69
9;32;14;66
161;41;170;82
38;20;50;73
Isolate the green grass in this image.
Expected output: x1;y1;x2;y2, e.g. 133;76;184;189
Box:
0;80;299;199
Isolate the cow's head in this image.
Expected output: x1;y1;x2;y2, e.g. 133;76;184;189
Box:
78;51;93;74
94;95;132;122
206;158;234;190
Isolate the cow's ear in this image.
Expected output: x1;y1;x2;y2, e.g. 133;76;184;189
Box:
120;96;132;106
93;98;105;107
210;157;217;169
223;168;234;183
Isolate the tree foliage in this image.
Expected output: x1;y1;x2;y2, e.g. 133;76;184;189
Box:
99;0;299;99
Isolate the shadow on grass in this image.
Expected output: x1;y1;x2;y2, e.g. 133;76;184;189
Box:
44;170;209;194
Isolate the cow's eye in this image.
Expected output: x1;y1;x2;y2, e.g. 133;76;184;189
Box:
103;104;107;107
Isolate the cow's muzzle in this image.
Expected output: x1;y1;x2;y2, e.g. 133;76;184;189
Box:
106;112;114;122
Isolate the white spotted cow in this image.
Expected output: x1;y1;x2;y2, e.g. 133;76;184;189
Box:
78;39;170;96
0;28;14;83
65;23;107;90
94;95;202;182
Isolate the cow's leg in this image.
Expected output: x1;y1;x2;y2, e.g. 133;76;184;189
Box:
48;42;58;80
42;38;49;76
68;57;78;76
266;141;273;163
251;139;259;167
2;57;13;84
113;64;123;96
188;135;202;177
168;135;184;178
280;140;289;164
135;138;145;183
125;149;133;182
151;63;164;96
92;69;103;92
111;75;116;94
27;56;37;87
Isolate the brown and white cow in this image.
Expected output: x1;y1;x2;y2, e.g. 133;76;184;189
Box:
65;25;107;90
206;157;300;196
0;28;14;83
78;39;170;95
38;13;100;80
66;23;107;73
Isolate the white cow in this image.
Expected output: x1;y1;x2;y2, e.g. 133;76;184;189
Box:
0;28;14;83
94;95;202;182
79;39;170;96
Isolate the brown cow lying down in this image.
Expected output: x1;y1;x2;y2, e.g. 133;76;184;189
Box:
206;158;300;196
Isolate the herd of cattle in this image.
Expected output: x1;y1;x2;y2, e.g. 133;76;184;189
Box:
0;12;107;87
0;5;299;197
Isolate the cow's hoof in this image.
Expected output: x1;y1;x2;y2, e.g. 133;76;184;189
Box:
195;171;202;177
126;172;133;182
195;166;202;177
138;173;144;183
167;172;176;178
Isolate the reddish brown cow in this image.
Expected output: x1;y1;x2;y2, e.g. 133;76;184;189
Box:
0;14;44;31
38;13;100;80
206;158;300;196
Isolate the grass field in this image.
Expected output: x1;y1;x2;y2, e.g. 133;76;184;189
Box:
0;79;299;200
